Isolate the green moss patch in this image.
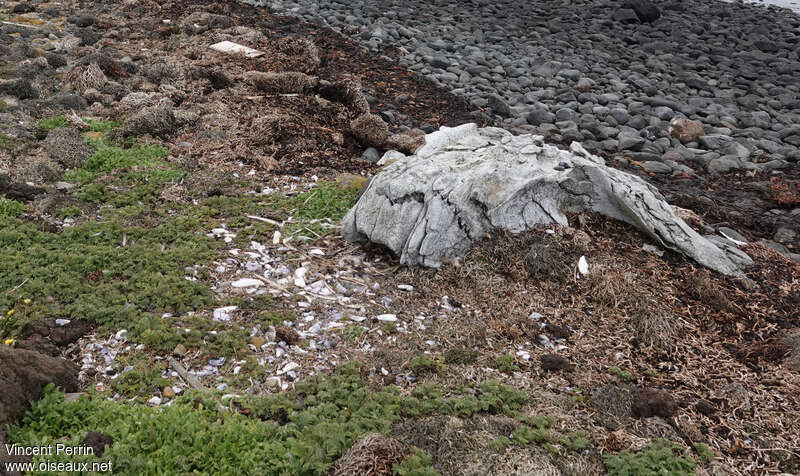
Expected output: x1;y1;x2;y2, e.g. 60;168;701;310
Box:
9;365;526;475
111;356;170;399
409;355;445;376
393;448;439;476
0;215;216;339
0;132;22;151
283;182;360;236
496;354;520;373
67;142;181;207
604;438;704;476
39;115;69;131
0;197;24;218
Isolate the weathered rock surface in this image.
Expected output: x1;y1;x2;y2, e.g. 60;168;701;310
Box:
0;346;80;426
0;175;46;202
622;0;661;23
342;124;750;277
668;118;704;145
16;318;92;357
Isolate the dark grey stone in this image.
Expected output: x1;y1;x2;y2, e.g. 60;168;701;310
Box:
699;134;734;150
707;157;740;174
641;161;672;174
361;147;381;163
618;131;645;150
488;94;513;117
526;108;555;126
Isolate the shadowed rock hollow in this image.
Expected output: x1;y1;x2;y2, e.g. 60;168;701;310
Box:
341;124;751;276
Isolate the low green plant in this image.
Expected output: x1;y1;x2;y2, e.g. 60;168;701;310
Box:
557;431;590;452
693;442;714;463
344;325;365;340
393;448;440;476
55;205;83;219
0;197;24;218
477;380;529;414
490;412;561;452
513;425;550;444
442;347;478;365
204;326;250;358
529;414;554;429
7;363;531;474
398;381;528;418
75;142;171;176
543;442;560;455
489;436;512;452
496;354;520;373
72;182;107;202
65;141;181;207
111;358;170;400
87;118;122;135
283;182;360;236
38;115;69;131
39;115;121;134
0;308;20;340
0;132;21;151
604;439;701;476
256;310;296;326
409;355;445;375
609;366;637;382
0;214;217;337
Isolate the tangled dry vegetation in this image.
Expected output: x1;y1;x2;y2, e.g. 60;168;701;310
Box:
0;0;798;474
368;214;800;474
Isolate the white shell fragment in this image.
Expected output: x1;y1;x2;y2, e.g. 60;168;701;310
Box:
231;278;261;288
209;40;265;58
577;256;589;276
213;306;237;322
294;268;307;288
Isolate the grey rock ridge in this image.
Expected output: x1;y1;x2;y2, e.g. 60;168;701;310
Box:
341;124;751;277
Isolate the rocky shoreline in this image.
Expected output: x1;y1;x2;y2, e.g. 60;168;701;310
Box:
245;0;800;260
247;0;800;167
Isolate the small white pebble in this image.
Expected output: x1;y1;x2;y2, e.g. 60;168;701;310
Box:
231;278;261;288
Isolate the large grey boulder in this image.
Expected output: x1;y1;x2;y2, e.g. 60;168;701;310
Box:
341;124;750;277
